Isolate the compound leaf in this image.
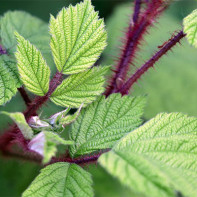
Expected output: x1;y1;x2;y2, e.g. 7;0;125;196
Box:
15;33;50;96
69;93;146;157
99;113;197;197
1;111;33;139
183;9;197;48
23;162;94;197
50;66;108;108
28;131;74;164
49;0;107;74
0;11;50;104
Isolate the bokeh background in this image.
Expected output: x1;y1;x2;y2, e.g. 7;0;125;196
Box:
0;0;197;196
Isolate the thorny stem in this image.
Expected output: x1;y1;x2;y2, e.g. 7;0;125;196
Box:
105;0;167;96
119;30;186;95
18;87;32;107
133;0;142;24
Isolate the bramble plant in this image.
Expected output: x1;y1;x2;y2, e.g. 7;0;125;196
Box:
0;0;197;196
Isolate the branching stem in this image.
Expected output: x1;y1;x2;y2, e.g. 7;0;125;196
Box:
23;71;63;120
105;0;166;96
119;30;186;95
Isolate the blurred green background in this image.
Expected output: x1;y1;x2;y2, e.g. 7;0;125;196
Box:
0;0;197;196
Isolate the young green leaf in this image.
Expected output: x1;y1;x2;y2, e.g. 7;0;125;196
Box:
23;162;94;197
50;66;108;108
15;33;50;96
60;104;83;126
183;9;197;48
0;55;21;105
0;11;50;105
49;0;107;74
1;112;33;139
28;131;74;164
99;113;197;197
69;93;146;157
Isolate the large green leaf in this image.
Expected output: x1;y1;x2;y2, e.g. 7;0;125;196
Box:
15;33;50;96
1;112;33;139
183;9;197;48
23;162;94;197
99;113;197;197
0;11;50;105
69;93;146;157
28;131;74;164
49;0;107;74
50;66;108;108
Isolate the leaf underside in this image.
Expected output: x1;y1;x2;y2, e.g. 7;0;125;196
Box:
69;93;146;157
99;113;197;197
22;162;94;197
49;0;107;74
15;34;50;96
50;66;108;108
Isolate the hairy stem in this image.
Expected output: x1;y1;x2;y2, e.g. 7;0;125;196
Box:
18;87;32;107
133;0;142;24
105;0;167;96
119;30;186;95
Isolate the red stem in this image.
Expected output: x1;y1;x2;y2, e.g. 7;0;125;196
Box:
18;87;32;107
24;71;63;120
105;0;167;96
119;30;186;95
133;0;142;24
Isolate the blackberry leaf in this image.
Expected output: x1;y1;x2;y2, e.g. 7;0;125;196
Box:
69;93;146;157
49;0;107;74
50;66;108;108
15;33;50;96
23;163;94;197
99;113;197;197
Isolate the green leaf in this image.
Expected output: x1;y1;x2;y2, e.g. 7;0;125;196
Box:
60;104;83;126
23;162;94;197
15;33;51;96
69;93;146;157
49;0;107;74
50;66;108;108
0;11;50;53
0;55;21;105
1;112;33;139
0;11;50;105
183;9;197;48
99;113;197;197
28;131;74;164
